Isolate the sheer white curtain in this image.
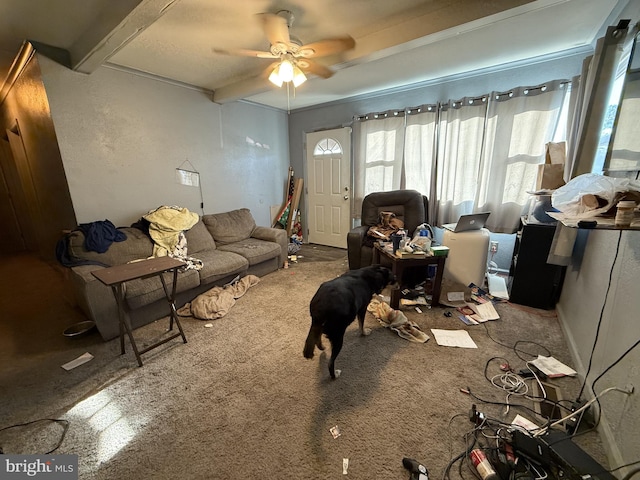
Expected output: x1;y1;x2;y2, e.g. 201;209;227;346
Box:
435;96;488;226
352;111;405;218
351;79;569;232
477;80;568;232
404;104;438;220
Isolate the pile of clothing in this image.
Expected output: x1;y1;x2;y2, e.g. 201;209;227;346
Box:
367;295;429;343
142;205;203;270
367;211;404;241
177;275;260;320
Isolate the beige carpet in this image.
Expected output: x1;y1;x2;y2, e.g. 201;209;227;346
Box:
0;246;608;479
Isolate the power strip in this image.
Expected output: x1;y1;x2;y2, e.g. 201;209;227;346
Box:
511;429;614;480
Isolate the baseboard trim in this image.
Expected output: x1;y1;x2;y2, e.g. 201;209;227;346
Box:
556;303;624;472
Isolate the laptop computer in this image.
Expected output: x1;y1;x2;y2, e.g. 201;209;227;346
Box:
442;212;491;233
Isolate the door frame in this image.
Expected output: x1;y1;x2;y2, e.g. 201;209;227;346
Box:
304;127;352;248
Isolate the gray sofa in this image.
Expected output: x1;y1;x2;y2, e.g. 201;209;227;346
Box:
65;208;287;340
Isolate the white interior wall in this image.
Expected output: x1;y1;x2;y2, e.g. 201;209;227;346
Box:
557;229;640;468
38;56;290;228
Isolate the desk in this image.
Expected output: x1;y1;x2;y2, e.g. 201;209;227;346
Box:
372;243;447;309
92;256;188;366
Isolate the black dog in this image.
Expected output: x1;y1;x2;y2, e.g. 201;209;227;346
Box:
303;265;395;379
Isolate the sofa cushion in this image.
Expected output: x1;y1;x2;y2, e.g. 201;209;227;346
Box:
184;219;216;253
68;227;153;266
196;249;249;285
217;238;282;266
203;208;256;245
125;268;200;310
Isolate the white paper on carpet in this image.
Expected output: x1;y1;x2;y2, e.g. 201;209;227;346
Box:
430;329;478;348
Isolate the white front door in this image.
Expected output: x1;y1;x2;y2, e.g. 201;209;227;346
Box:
305;127;351;249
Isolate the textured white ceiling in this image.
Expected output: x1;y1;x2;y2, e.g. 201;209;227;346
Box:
0;0;631;111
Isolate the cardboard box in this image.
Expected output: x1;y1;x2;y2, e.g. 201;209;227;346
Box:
430;246;450;257
535;142;566;190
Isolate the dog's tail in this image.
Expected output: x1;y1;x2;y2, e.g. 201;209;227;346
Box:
303;324;322;359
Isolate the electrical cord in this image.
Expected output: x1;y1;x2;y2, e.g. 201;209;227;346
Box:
447;413;471;460
0;418;69;454
482;323;551;361
479;315;637;464
443;440;477;480
533;385;631;437
591;336;640;390
450;402;638;480
609;460;640;475
573;334;640;441
576;229;623;401
482;355;573;419
463;387;543;419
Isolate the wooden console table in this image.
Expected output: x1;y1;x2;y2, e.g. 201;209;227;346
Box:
372;243;448;309
92;256;188;366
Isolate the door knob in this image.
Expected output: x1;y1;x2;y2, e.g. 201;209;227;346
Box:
344;195;349;200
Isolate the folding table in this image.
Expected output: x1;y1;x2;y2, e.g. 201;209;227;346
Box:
92;256;188;366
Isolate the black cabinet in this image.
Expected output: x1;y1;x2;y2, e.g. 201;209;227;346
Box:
508;218;566;309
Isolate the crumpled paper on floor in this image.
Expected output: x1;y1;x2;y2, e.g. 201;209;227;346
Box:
367;296;429;343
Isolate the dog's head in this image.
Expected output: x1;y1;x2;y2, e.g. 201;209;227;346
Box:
366;264;396;293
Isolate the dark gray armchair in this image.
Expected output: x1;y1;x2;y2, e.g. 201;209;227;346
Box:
347;189;428;270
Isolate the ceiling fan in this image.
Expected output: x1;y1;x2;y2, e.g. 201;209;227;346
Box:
213;10;356;87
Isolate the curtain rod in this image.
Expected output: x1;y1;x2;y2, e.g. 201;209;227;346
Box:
354;104;438;121
354;78;571;120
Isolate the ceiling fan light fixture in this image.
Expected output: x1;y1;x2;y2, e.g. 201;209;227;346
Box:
268;64;284;87
292;65;307;87
279;58;294;82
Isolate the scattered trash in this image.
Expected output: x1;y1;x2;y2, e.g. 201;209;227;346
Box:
204;323;213;328
343;458;349;475
61;352;94;371
329;425;341;439
288;239;302;255
415;307;422;313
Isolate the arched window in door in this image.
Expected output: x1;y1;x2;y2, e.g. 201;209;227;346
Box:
313;137;343;156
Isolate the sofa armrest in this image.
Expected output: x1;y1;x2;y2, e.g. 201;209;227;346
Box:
347;225;370;270
69;265;121;340
252;226;288;268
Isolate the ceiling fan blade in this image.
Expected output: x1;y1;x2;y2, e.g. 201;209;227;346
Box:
298;36;355;58
213;47;278;59
261;62;281;79
298;59;334;79
258;13;290;47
